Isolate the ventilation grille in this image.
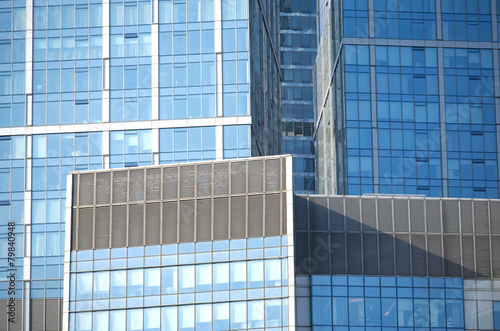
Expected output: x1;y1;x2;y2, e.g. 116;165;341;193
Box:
70;157;291;250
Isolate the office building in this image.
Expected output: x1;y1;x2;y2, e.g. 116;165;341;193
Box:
314;0;500;198
280;0;317;193
0;0;281;329
54;155;500;330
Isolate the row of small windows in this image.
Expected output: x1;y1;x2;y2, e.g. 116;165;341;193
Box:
280;0;316;14
281;121;313;137
346;45;437;67
27;126;248;161
281;50;316;66
311;276;465;329
71;259;285;302
159;0;248;24
33;4;103;30
33;34;103;62
346;0;491;15
69;299;288;331
31;0;248;30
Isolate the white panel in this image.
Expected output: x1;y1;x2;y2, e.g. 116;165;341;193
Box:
23;282;31;331
464;300;478;330
477;300;494;330
103;59;110;90
26;94;32;126
493;280;500;290
216;53;223;117
103;155;110;169
0;117;251;136
214;0;222;53
102;130;110;155
102;0;110;59
25;159;32;192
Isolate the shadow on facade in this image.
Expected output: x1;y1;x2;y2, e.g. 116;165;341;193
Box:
293;196;492;279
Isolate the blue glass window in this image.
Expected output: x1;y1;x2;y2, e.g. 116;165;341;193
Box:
494;301;500;330
223;125;250;158
312;276;465;329
110;130;152;168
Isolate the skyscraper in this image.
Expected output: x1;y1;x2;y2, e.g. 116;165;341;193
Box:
315;0;500;198
279;0;317;193
0;0;280;329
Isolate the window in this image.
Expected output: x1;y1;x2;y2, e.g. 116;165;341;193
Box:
494;301;500;330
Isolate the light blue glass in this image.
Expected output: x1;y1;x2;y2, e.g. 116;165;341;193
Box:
110;270;126;298
161;306;177;331
161;266;177;294
213;263;229;291
179;305;194;329
76;273;92;300
127;309;143;331
93;271;110;299
230;301;247;329
381;298;397;326
265;299;282;327
144;268;161;295
179;265;194;293
230;261;246;289
93;311;109;331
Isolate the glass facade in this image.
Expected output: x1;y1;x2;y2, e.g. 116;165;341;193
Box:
0;0;281;328
68;236;290;331
311;275;466;330
315;0;500;198
495;301;500;330
280;0;317;193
